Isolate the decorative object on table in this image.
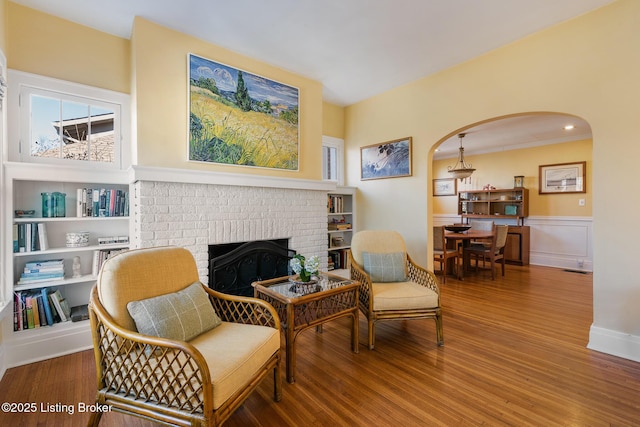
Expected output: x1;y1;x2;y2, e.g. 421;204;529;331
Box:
444;224;472;233
66;231;89;248
14;210;36;218
539;161;586;194
514;175;524;188
505;205;518;215
360;137;412;180
289;254;320;283
188;53;299;171
41;192;66;217
447;133;476;180
72;256;81;278
433;178;457;196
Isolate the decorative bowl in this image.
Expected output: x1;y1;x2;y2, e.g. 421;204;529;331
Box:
444;224;472;233
66;231;90;247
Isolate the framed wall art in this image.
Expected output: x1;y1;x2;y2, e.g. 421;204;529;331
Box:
539;161;586;194
188;53;299;170
433;178;457;196
360;137;412;180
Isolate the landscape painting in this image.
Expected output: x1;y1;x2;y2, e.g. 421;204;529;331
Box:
188;54;299;170
360;137;412;180
539;161;586;194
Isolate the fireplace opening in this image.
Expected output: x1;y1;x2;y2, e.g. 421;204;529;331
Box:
208;239;295;296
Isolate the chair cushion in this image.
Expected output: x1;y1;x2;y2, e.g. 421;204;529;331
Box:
190;322;281;410
372;281;439;310
362;251;407;282
127;282;222;341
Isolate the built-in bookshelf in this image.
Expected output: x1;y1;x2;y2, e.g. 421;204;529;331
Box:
3;163;130;366
327;187;355;277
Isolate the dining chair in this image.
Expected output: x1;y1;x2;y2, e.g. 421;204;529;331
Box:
433;225;459;283
463;225;509;280
469;220;495;249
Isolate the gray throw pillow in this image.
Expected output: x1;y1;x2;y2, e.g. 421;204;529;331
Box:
362;251;407;282
127;282;222;341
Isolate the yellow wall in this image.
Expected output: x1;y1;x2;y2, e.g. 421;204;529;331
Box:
0;0;6;53
6;2;130;94
432;139;592;217
322;101;345;139
344;0;640;343
131;18;323;179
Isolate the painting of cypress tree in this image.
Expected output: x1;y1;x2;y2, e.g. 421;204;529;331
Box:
188;54;299;170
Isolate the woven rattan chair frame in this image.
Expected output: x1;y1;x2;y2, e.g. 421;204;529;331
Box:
348;251;444;350
88;284;282;427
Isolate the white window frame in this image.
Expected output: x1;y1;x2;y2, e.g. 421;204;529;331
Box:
322;135;344;186
8;70;130;170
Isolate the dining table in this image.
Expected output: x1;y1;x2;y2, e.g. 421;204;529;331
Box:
444;229;495;279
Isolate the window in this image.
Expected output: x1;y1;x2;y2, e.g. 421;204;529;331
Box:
322;136;344;185
8;70;130;169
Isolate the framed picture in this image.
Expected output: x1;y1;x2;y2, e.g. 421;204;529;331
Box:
188;53;299;170
433;178;457;196
539;161;586;194
360;137;412;180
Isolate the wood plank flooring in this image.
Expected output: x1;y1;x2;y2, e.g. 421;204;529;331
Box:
1;265;639;426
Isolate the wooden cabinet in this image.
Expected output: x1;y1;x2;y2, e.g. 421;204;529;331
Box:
504;226;530;265
458;188;528;225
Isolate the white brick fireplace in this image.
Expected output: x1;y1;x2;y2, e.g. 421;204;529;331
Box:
129;166;334;283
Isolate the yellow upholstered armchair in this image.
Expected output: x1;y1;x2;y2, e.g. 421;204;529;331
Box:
88;246;282;427
349;230;443;350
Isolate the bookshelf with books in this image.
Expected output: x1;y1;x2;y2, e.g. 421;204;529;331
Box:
327;187;355;277
2;163;130;366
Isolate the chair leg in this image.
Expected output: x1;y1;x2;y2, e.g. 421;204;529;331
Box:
273;359;282;402
88;408;103;427
435;312;444;346
368;320;375;350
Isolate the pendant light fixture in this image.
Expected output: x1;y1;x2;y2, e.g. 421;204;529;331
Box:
447;133;475;180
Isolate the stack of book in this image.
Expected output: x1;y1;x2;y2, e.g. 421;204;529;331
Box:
13;287;72;331
12;223;49;253
17;259;64;285
75;187;129;217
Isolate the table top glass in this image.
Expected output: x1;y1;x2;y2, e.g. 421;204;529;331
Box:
256;274;354;298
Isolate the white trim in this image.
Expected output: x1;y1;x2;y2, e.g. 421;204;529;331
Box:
130;165;337;191
588;325;640;363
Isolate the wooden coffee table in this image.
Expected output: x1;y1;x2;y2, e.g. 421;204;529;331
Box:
252;273;359;383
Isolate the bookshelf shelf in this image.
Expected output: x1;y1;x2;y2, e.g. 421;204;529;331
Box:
13;243;129;257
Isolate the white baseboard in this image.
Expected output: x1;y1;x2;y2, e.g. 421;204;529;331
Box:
588;325;640;363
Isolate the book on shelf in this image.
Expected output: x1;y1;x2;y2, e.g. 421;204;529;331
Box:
327;195;345;213
70;304;89;322
41;287;54;326
48;289;70;322
13;223;49;253
18;259;65;285
74;187;128;218
92;248;128;276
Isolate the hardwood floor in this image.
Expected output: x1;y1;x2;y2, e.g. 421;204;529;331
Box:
1;265;639;426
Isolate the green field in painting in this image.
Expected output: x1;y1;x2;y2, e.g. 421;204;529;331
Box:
189;87;298;170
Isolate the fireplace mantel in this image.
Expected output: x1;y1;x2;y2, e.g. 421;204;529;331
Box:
130;165;336;192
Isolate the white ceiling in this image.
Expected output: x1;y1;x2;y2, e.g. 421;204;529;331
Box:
12;0;604;152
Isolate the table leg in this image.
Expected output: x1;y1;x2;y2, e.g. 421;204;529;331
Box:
285;306;296;384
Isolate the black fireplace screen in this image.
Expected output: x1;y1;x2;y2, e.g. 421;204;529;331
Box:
208;239;295;297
